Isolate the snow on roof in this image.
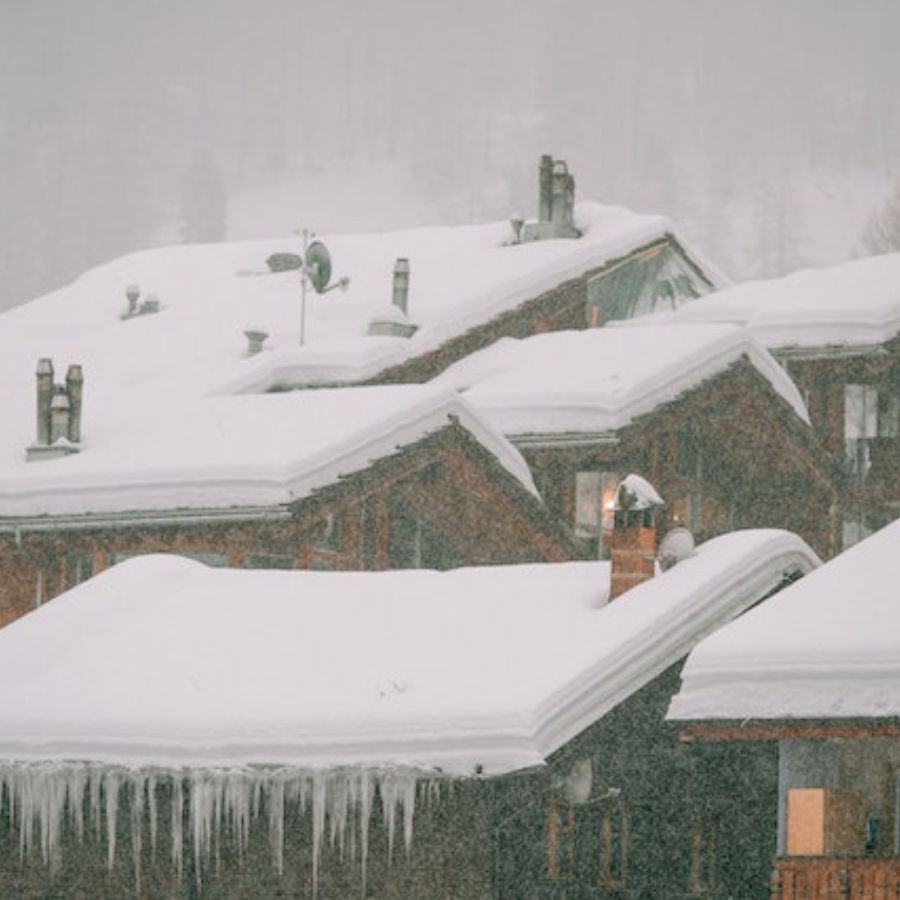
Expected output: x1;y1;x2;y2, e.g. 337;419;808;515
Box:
654;252;900;352
434;323;809;437
0;385;536;520
0;530;817;775
668;519;900;723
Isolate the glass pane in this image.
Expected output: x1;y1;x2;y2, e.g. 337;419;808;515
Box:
575;472;601;537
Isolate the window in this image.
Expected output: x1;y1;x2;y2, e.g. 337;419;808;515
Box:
574;471;619;545
689;813;716;895
66;553;94;588
600;796;628;890
845;384;900;477
313;512;343;552
548;801;576;881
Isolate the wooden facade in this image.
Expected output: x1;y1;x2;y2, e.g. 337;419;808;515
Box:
0;422;578;628
779;337;900;551
519;358;839;561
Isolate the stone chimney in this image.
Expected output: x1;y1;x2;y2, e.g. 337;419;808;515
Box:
392;258;410;315
35;358;54;446
66;364;83;443
609;475;663;600
539;154;554;223
27;358;83;461
523;155;581;242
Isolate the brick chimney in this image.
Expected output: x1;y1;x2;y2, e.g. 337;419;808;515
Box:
609;474;663;600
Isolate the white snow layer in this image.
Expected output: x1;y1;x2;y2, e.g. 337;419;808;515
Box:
0;530;818;776
652;251;900;351
0;202;696;516
668;519;900;722
0;385;537;518
434;323;810;435
617;473;664;509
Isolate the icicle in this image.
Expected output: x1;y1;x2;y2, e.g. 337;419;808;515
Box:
359;770;374;896
147;774;158;857
131;773;145;892
401;774;416;855
268;773;286;876
89;767;103;843
310;772;326;897
171;776;184;879
104;770;120;871
379;771;400;862
67;767;86;845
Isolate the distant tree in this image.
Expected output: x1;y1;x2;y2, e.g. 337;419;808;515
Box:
178;152;228;244
859;180;900;256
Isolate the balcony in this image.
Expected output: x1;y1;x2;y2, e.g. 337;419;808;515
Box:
772;857;900;899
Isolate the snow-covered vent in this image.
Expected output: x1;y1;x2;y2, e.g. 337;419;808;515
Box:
0;763;441;896
243;326;269;355
121;284;162;320
522;155;580;242
26;358;83;462
366;258;418;339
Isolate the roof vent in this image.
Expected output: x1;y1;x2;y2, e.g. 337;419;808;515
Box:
243;326;270;356
367;258;418;338
121;284;163;320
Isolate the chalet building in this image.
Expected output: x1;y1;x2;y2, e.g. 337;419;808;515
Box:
661;252;900;550
436;322;839;559
0;385;578;627
670;518;900;899
0;518;818;898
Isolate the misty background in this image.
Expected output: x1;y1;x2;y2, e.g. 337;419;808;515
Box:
2;0;899;312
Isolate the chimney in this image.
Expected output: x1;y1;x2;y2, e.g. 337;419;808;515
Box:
392;258;410;315
66;364;83;443
35;358;54;446
609;475;663;600
539;154;554;223
49;391;71;444
27;358;83;461
551;159;576;234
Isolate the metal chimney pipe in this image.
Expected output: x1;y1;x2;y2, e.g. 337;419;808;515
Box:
35;358;54;446
392;258;410;316
539;155;554;223
66;364;83;443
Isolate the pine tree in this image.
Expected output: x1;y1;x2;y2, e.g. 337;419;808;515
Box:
859;180;900;256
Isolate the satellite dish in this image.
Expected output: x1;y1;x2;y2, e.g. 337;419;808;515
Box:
658;527;696;571
305;241;332;293
266;252;303;272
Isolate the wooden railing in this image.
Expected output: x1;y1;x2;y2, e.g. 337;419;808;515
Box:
772;858;900;899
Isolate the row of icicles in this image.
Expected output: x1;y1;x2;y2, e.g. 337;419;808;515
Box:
0;763;443;896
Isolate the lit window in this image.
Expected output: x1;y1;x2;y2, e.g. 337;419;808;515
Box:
575;471;619;540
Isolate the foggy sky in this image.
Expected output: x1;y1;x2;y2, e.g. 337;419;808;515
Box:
2;0;899;310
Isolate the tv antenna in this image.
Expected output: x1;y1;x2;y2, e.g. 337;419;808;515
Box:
293;229;351;345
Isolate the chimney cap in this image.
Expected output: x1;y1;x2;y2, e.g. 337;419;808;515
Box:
51;393;70;410
66;364;83;381
615;474;663;511
36;358;54;376
393;257;410;274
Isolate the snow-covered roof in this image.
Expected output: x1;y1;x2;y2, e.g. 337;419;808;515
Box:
654;252;900;353
668;519;900;723
0;530;817;775
434;323;809;438
0;385;535;520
